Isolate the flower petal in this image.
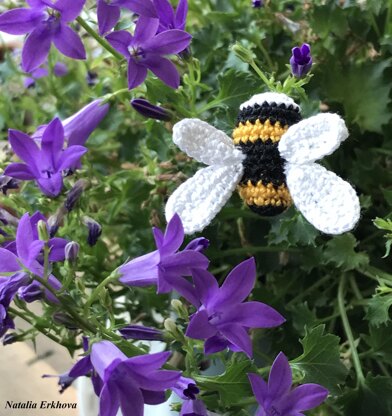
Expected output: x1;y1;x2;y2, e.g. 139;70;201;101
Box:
99;380;120;416
55;0;86;22
141;389;166;405
204;334;229;355
97;0;120;36
152;227;164;249
225;301;285;328
106;30;132;57
163;250;209;275
64;99;109;147
48;237;68;261
26;240;45;267
161;213;184;255
37;173;64;197
162;273;199;306
127;59;148;89
175;0;188;30
0;248;20;273
21;23;52;72
127;351;171;373
53;24;86;60
57;146;88;171
91;341;127;381
16;213;34;268
248;373;268;407
219;323;252;357
68;355;92;378
128;367;181;391
4;163;35;180
133;16;159;43
144;56;180;89
268;352;292;399
119;250;159;286
8;129;40;174
215;257;256;310
185;309;217;340
144;29;191;54
192;268;219;310
116;0;157;18
41;118;65;167
152;0;174;26
0;8;44;35
284;384;328;413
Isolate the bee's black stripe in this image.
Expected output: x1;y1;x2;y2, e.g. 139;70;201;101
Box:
236;102;302;127
238;140;286;187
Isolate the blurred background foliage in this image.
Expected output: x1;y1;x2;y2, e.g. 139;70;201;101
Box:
1;0;392;414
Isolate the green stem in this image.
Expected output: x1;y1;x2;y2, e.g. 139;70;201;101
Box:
249;59;273;89
338;275;365;387
8;307;63;346
76;17;123;61
84;272;118;312
287;274;332;307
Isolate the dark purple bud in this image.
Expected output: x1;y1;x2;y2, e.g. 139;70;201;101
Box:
131;99;171;121
2;332;19;345
18;282;43;303
65;179;88;212
65;241;80;263
0;175;19;195
252;0;264;7
53;312;79;330
86;71;98;87
119;325;164;341
42;373;75;394
83;217;102;247
184;237;209;252
290;43;312;78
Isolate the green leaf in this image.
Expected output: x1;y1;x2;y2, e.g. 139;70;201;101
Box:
312;5;348;38
339;375;392;416
195;358;256;407
323;59;392;133
323;234;369;271
364;323;392;365
291;325;348;394
365;293;392;326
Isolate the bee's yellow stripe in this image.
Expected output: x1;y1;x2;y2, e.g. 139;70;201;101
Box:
238;181;292;207
232;119;288;145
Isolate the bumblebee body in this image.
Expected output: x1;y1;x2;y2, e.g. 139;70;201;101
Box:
233;100;302;216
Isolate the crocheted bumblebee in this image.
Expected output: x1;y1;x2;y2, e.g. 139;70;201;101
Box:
166;92;360;235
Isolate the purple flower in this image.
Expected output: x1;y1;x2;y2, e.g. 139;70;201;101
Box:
119;324;164;341
0;212;66;302
119;214;209;306
97;0;156;36
153;0;188;32
290;43;312;78
0;272;31;337
0;0;86;72
5;118;87;197
32;99;110;148
83;217;102;247
248;352;328;416
90;341;181;416
252;0;264;7
24;61;68;88
106;17;192;89
173;377;207;416
131;98;171;121
185;258;285;358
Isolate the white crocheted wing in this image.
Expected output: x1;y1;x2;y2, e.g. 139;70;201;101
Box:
279;113;360;234
166;119;245;234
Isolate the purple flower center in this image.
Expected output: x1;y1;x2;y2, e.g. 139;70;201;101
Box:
42;168;54;179
183;383;200;400
208;311;223;325
129;46;146;62
267;405;282;416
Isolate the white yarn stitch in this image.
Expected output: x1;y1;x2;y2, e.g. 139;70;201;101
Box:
279;113;349;164
285;163;360;234
165;164;244;234
240;92;300;111
173;119;244;166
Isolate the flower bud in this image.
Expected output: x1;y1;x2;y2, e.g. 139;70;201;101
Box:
65;241;80;263
52;312;79;330
37;220;49;241
252;0;264;7
171;299;189;320
131;99;171;121
65;179;88;212
18;282;43;303
164;318;178;335
2;333;20;345
83;217;102;247
0;175;19;195
53;62;68;77
232;42;255;64
119;325;163;341
290;43;312;78
184;237;209;252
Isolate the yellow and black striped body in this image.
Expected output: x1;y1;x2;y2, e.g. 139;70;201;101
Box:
233;101;302;216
